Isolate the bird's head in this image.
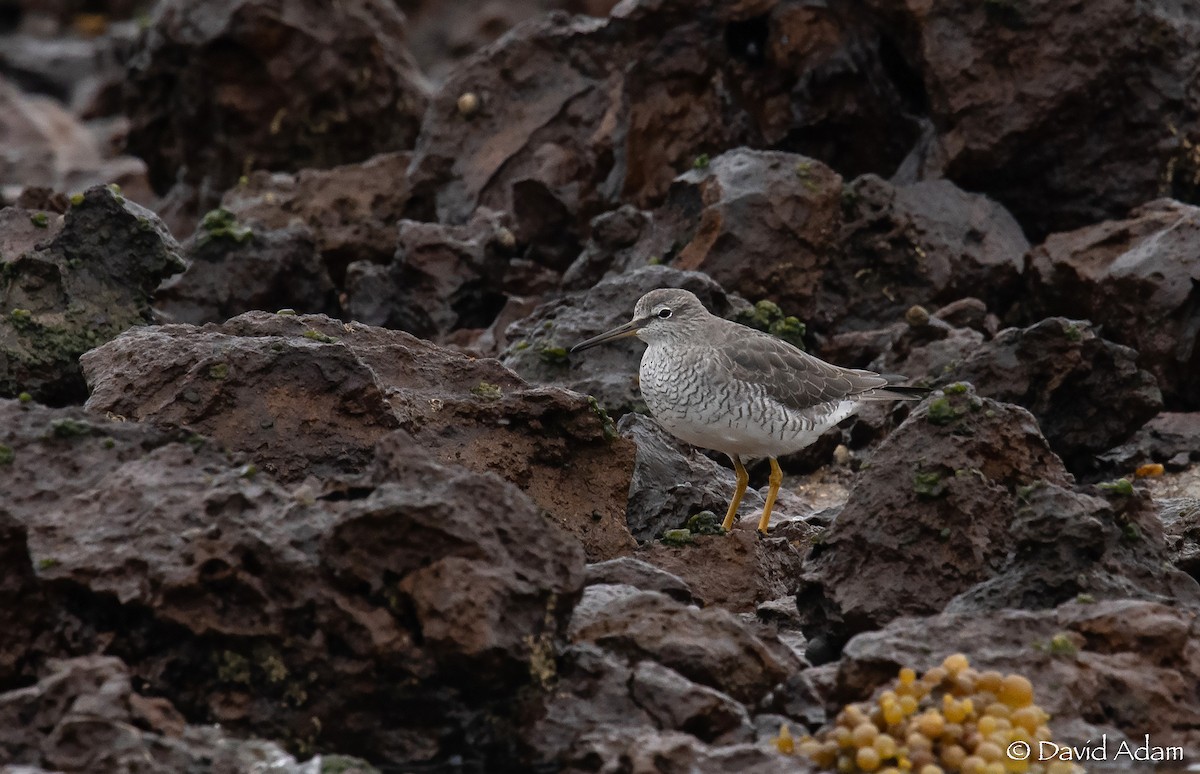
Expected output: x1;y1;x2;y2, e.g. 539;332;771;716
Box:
570;288;709;352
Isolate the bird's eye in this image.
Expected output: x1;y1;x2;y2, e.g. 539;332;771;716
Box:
657;308;672;319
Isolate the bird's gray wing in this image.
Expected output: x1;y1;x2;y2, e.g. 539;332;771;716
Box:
714;328;889;413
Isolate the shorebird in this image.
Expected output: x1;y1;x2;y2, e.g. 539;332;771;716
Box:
571;288;928;533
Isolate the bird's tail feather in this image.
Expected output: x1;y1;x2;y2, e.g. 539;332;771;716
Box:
861;383;932;401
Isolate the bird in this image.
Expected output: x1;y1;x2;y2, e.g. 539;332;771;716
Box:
570;288;928;534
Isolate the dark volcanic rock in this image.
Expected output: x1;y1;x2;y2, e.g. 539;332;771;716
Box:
670;150;842;314
821;175;1027;332
0;185;183;404
219;151;414;281
343;208;516;341
156;214;338;325
502;265;738;415
1022;199;1200;408
123;0;428;230
1;398;587;767
837;600;1200;756
408;0;925;234
945;318;1163;470
81;311;636;559
872;0;1200;238
800;383;1197;655
0;655;358;773
619;412;750;541
585;557;698;605
569;588;800;705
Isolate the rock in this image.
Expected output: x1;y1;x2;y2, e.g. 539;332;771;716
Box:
872;0;1200;238
0;507;44;688
585;556;698;605
1160;495;1200;582
123;0;429;232
343;208;515;340
0;185;184;404
219;152;414;277
669;150;842;314
619;412;749;541
408;0;929;239
81;314;401;481
799;384;1073;647
0;398;587;766
944;318;1163;471
638;526;810;614
801;383;1198;657
560;204;675;291
556;727;806;774
81;311;636;559
155;214;338;325
501;265;738;414
0;22;135;117
820;175;1028;332
400;0;620;84
569;588;800;705
1022;200;1200;408
0;655;372;773
837;600;1200;756
0;75;150;200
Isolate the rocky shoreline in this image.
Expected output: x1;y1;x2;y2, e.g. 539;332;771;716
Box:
1;0;1198;772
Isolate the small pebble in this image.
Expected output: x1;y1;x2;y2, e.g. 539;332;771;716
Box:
905;304;930;327
457;92;480;116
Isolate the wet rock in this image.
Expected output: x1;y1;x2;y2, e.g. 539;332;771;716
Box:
944;318;1163;471
219;152;413;280
569;588;800;705
0;75;150;200
0;655;366;773
1022;200;1200;408
873;0;1200;238
585;556;698;605
1160;496;1200;581
837;600;1200;755
669;150;842;313
155;216;338;325
123;0;429;231
819;175;1027;332
619;412;746;541
501;265;738;414
0;185;183;404
81;311;635;559
343;208;514;340
1;398;587;766
801;383;1198;656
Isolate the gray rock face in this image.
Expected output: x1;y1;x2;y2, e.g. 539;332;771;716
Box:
0;185;184;404
618;412;747;541
1022;199;1200;409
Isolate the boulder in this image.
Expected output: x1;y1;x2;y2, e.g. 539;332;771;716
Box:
0;185;183;404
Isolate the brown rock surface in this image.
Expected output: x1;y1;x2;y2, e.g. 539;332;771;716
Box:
0;398;587;766
123;0;429;230
871;0;1200;238
81;311;635;559
1022;199;1200;408
218;151;414;280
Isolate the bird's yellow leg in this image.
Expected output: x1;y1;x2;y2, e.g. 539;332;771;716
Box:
721;454;749;531
757;457;783;534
